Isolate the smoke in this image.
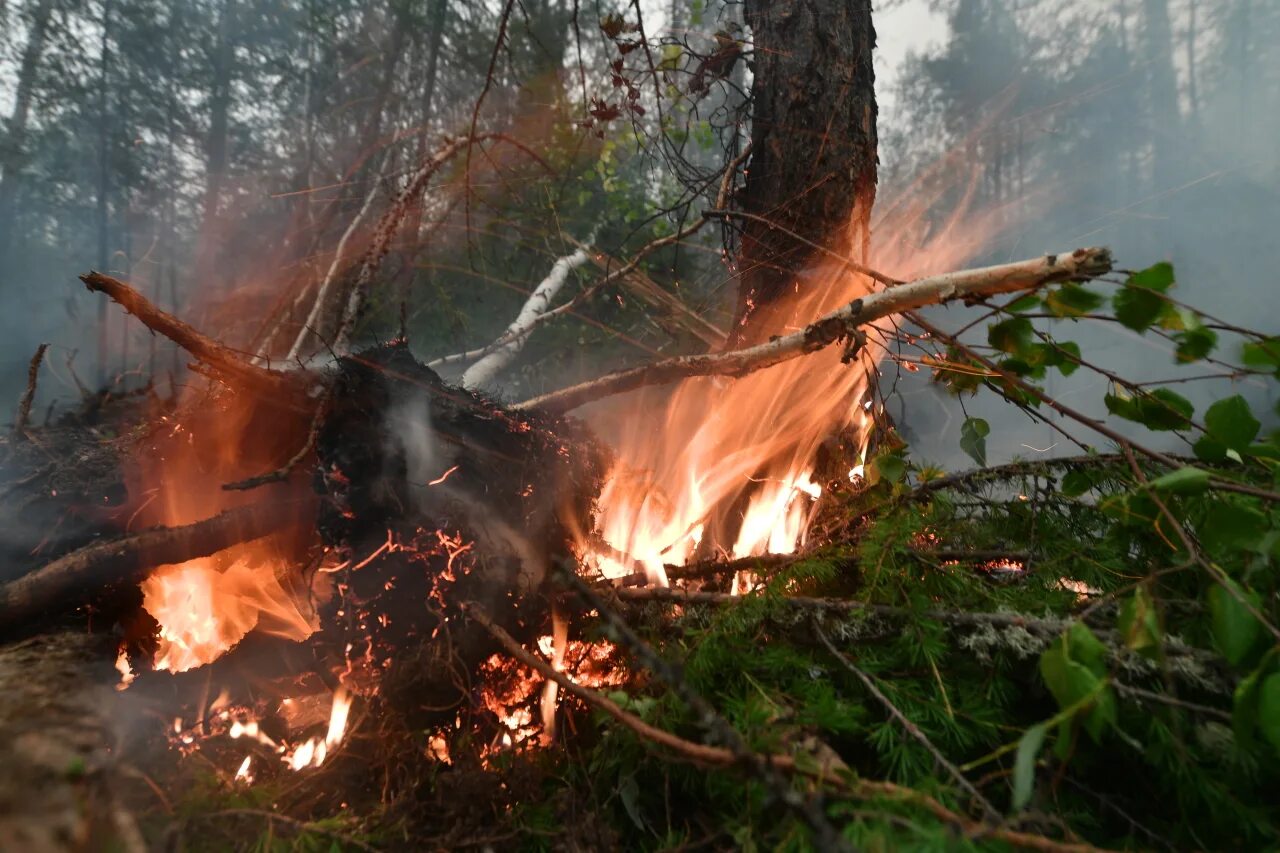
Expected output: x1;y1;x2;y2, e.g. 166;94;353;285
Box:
874;0;1280;467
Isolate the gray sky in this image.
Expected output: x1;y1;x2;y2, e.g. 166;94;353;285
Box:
874;0;949;117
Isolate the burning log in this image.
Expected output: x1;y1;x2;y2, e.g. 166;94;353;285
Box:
1;273;604;745
309;343;604;724
0;502;306;630
517;247;1114;414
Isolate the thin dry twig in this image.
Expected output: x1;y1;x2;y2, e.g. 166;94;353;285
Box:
911;316;1280;505
1120;444;1280;644
222;403;325;491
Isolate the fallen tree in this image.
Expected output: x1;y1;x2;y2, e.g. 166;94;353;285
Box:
0;502;303;628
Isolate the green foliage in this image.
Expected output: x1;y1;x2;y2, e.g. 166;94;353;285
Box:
1112;263;1176;331
1045;283;1103;318
958;417;990;466
558;254;1280;849
1210;580;1264;665
1196;394;1262;461
1104;387;1194;431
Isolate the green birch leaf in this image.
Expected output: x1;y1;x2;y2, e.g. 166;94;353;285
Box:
1012;724;1047;811
960;417;990;467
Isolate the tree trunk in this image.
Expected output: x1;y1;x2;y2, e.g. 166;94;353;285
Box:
0;0;56;272
359;4;409;164
734;0;877;343
400;0;449;328
1141;0;1180;190
195;0;237;294
96;0;115;385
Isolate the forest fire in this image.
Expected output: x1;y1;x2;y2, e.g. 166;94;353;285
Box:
82;156;1017;794
581;187;998;585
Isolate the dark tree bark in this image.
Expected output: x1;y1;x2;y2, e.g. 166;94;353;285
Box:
399;0;449;324
0;0;56;271
734;0;877;343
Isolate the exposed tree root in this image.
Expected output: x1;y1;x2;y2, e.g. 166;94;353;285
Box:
12;342;48;439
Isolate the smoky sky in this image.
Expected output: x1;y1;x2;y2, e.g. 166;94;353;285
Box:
1;0;1275;473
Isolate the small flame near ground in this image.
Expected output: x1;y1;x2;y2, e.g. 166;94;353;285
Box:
141;556;318;672
217;686;354;774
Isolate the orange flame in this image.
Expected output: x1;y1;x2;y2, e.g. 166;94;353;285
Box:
141;555;317;672
127;370;317;672
285;687;353;771
583;179;998;582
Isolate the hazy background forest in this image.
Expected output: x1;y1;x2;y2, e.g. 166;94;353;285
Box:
0;0;1277;462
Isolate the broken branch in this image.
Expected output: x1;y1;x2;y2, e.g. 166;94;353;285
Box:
461;238;595;389
81;272;306;400
517;247;1114;414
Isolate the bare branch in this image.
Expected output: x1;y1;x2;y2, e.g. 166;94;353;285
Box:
461;240;594;389
285;156;390;363
81;272;306;400
518;247;1114;414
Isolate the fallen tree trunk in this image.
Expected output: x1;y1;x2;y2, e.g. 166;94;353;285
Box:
517;247;1114;414
0;501;306;629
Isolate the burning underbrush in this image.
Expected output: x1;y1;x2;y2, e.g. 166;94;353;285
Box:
26;332;651;848
6;215;1254;851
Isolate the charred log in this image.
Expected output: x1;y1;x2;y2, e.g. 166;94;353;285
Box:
310;343;605;725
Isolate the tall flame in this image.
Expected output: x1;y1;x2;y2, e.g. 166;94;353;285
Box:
129;381;317;671
584;177;998;581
